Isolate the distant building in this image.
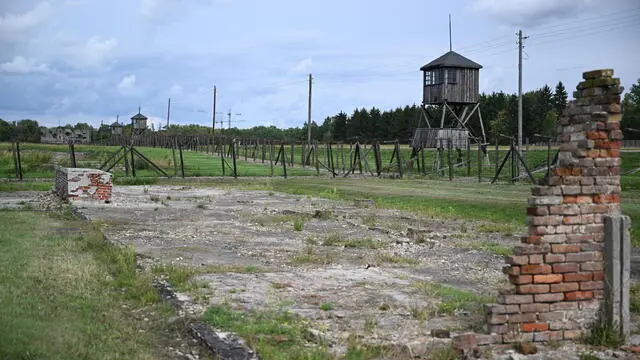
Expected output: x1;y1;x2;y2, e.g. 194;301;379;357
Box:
40;127;91;144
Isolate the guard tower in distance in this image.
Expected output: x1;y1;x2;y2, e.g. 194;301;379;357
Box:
412;50;487;150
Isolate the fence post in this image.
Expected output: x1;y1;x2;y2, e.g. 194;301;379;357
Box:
172;139;178;177
494;138;499;180
130;143;136;177
466;141;471;177
269;141;274;177
231;139;238;178
13;142;23;180
477;143;482;183
314;143;320;176
604;215;631;339
447;140;453;181
68;140;77;168
221;139;226;177
373;142;381;177
178;142;185;178
395;140;403;179
281;144;287;178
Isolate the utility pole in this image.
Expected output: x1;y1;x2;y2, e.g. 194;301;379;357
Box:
227;110;242;129
517;30;528;155
307;73;312;145
212;85;217;134
166;98;171;128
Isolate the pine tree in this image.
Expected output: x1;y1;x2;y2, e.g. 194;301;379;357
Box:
553;81;568;115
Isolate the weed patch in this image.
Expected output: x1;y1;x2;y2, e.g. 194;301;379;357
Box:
414;281;494;316
203;305;331;360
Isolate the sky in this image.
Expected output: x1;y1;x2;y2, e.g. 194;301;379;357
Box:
1;0;639;130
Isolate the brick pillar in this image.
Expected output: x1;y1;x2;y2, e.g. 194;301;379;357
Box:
485;69;623;344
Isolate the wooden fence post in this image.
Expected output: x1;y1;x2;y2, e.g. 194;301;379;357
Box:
68;140;77;168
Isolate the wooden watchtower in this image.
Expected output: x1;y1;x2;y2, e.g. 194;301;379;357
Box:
412;50;487;149
420;51;481;106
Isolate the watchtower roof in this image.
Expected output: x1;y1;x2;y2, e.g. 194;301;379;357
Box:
110;122;123;127
420;51;482;71
131;113;148;120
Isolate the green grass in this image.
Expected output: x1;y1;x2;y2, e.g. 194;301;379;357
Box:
319;303;334;311
414;281;495;316
293;217;305;231
203;305;331;360
583;315;625;348
0;210;176;360
0;181;51;192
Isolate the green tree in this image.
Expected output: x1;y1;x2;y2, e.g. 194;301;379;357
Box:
622;78;640;140
16;119;41;143
0;119;14;141
553;81;568;115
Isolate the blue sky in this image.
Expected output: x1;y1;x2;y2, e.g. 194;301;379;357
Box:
1;0;639;130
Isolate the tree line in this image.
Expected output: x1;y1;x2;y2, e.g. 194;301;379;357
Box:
2;78;639;144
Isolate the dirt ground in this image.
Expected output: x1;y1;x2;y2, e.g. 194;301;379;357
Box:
2;185;639;359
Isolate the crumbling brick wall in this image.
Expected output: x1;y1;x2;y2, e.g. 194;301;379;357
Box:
55;166;113;202
485;69;623;343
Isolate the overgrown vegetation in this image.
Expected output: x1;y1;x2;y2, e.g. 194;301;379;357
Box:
414;281;494;316
0;210;181;360
457;241;514;256
582;315;625;348
203;305;331;360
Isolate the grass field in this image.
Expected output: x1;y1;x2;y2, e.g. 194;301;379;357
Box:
0;209;196;360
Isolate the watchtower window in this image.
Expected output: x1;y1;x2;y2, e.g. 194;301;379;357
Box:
425;69;444;85
447;69;457;84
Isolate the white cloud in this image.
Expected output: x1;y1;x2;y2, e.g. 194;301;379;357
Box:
472;0;593;27
54;34;118;70
289;58;313;75
72;36;118;69
118;74;137;91
0;2;52;42
0;56;50;74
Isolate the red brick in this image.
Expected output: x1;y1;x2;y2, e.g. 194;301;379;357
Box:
518;284;550;294
509;275;533;285
564;272;593;282
576;196;593;204
552;244;581;253
565;291;594;301
538;312;565;322
580;281;604;290
520;303;550;313
550;282;579;292
553;263;580;273
529;255;543;264
535;293;564;302
522;264;552;275
593;271;604;281
534;274;564;284
545;254;566;263
521;323;549;332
